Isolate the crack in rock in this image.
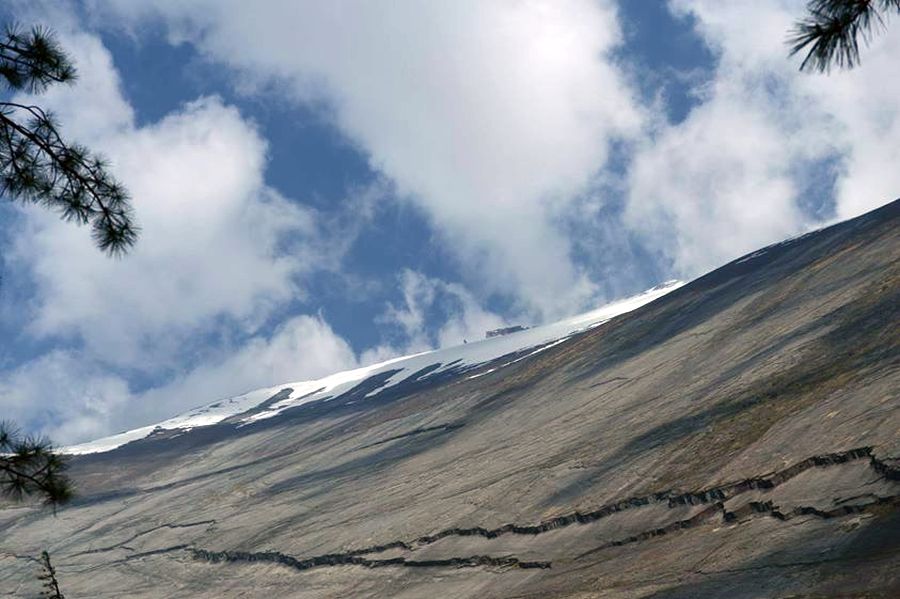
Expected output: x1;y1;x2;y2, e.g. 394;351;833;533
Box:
575;493;900;561
359;422;465;450
0;552;41;565
70;519;217;557
308;447;890;560
575;503;726;559
124;544;192;560
188;493;900;576
188;548;550;572
724;494;900;522
67;447;899;580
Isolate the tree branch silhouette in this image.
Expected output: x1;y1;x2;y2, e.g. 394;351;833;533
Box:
1;23;137;254
0;421;72;507
789;0;900;72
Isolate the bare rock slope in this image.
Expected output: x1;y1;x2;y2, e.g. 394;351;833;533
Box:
2;199;899;598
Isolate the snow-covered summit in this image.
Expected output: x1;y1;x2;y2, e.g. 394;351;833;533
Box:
63;281;682;455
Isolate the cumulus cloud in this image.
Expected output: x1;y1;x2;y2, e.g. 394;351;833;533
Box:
5;0;900;444
0;16;360;442
625;0;900;276
122;314;359;436
0;351;134;445
7;26;340;369
625;81;816;275
370;269;506;358
93;0;645;319
0;316;358;444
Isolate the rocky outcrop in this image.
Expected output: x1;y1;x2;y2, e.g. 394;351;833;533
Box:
2;199;898;598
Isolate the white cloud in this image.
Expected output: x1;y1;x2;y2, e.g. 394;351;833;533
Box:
0;16;364;442
625;0;900;276
0;351;133;445
366;269;506;360
30;28;134;140
673;0;900;221
0;316;358;444
9;27;334;369
625;79;815;275
124;314;359;433
801;35;900;220
6;0;899;444
94;0;645;319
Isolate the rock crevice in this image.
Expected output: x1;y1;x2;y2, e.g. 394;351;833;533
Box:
188;548;550;572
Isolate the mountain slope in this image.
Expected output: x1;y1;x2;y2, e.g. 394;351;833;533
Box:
62;280;682;455
1;199;898;598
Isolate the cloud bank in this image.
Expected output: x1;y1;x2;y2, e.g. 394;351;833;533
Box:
96;0;645;318
626;0;900;275
1;23;360;442
2;0;899;443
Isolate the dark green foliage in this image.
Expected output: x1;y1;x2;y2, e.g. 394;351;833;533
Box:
37;550;65;598
0;23;137;254
0;420;72;507
789;0;900;72
0;24;75;92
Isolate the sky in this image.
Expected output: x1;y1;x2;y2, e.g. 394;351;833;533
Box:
1;0;898;445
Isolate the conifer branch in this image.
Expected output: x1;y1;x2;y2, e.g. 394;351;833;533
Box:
0;23;137;254
789;0;900;72
0;421;73;507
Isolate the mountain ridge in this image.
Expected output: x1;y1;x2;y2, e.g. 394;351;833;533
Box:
2;198;898;598
63;281;683;455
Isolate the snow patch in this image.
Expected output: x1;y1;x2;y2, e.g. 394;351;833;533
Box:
62;281;682;455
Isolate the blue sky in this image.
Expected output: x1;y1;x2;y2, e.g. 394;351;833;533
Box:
2;0;898;444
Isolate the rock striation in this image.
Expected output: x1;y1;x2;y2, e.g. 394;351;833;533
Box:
1;199;899;598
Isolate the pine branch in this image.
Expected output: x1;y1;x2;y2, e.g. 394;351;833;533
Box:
789;0;899;72
0;421;73;507
0;24;76;92
0;23;138;254
0;102;138;254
